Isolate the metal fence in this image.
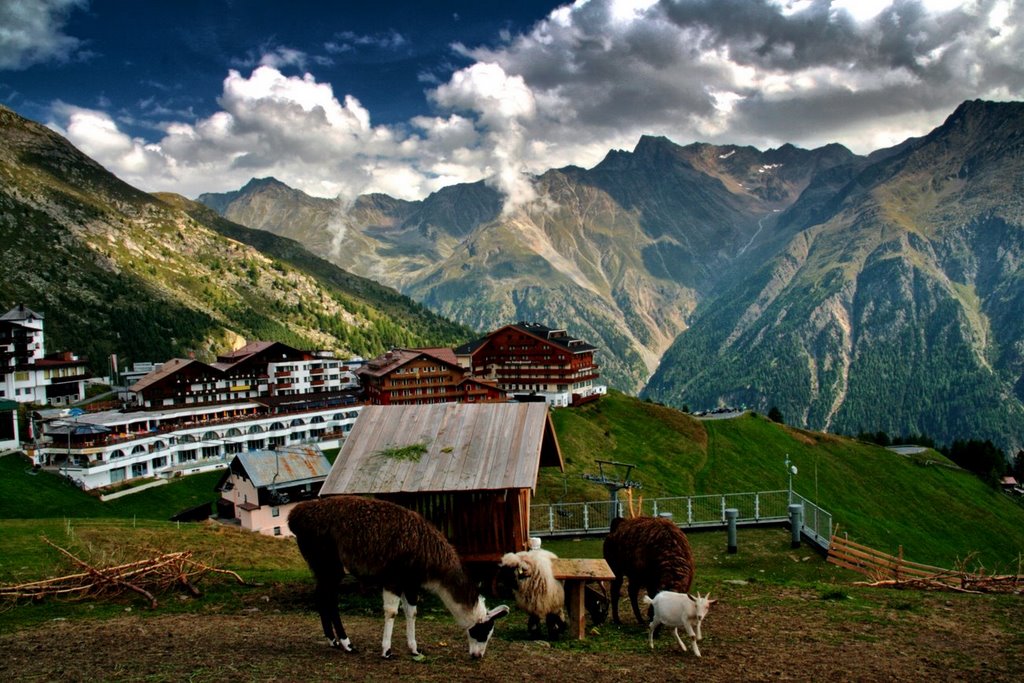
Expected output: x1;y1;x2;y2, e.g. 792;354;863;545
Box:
530;489;833;550
790;491;833;549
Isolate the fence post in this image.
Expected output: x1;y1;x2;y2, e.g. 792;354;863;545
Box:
721;496;727;522
653;500;659;517
754;493;760;521
725;508;739;554
548;505;554;533
788;503;803;549
687;497;693;525
583;504;589;532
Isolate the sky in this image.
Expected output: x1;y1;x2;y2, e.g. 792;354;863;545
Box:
1;0;1022;210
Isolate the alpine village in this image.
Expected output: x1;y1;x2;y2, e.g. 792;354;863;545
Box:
2;95;1024;679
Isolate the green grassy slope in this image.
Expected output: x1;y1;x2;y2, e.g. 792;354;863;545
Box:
4;390;1024;570
544;391;1024;569
0;456;223;519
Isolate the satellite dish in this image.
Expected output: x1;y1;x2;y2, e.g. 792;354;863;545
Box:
790;465;798;475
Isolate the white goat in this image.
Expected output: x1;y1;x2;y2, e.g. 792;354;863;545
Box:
499;549;567;639
642;591;714;657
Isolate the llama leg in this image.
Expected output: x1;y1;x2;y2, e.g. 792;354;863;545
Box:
628;583;644;624
610;577;624;624
402;591;422;657
648;621;657;649
381;590;401;659
315;581;352;651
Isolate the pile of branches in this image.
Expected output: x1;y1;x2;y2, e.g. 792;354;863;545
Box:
0;538;249;609
854;553;1023;595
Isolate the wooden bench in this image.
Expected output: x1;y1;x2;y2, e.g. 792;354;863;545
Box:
551;558;616;639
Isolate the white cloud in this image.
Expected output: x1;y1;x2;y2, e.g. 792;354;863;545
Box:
0;0;86;70
43;0;1024;209
49;103;174;185
431;62;539;213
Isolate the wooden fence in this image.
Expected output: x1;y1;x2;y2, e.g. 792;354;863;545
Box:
827;535;948;581
827;534;1023;593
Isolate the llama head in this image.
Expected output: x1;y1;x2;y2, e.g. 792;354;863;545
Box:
466;599;509;659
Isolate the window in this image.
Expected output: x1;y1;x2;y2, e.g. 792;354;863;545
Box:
271;507;280;518
273;527;282;536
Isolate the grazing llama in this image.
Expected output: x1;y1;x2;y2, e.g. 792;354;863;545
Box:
288;495;509;659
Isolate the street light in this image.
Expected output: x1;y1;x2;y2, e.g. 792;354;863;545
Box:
785;454;798;503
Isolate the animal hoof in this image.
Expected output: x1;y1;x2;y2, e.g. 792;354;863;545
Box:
382;648;393;659
330;638;354;653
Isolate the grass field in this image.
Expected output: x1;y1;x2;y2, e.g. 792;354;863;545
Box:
542;392;1024;569
2;390;1023;592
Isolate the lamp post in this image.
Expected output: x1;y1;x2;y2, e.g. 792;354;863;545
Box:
785;454;798;503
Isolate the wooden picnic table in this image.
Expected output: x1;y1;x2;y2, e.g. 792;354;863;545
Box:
551;558;616;639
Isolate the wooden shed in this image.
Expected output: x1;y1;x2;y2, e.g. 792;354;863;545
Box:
319;402;564;561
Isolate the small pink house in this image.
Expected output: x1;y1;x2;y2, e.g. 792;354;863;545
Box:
215;446;331;537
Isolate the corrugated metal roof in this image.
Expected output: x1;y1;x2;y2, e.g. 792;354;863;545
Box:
236;446;332;489
321;402;562;495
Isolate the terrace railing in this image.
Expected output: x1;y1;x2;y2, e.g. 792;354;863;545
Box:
530;489;832;551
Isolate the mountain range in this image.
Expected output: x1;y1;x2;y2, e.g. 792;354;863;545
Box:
199;100;1024;452
3;97;1021;452
0;105;470;374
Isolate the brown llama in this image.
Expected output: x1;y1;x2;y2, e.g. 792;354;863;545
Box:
602;516;695;624
288;495;509;659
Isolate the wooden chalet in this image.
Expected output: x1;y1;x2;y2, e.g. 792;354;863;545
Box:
130;341;358;409
319;402;563;561
357;347;506;405
454;322;604;407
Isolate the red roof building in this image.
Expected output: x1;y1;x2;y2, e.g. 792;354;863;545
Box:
129;341;359;409
357;348;506;406
454;322;605;407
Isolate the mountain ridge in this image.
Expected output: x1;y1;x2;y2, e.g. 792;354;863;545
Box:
0;105;469;372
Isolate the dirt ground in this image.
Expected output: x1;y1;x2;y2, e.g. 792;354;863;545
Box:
2;584;1021;682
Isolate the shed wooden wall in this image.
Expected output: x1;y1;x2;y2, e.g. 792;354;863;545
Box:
379;488;532;562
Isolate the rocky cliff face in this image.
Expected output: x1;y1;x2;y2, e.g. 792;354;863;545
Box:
645;100;1024;451
201;136;855;390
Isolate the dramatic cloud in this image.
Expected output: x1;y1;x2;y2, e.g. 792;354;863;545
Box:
48;103;174;186
453;0;1024;165
43;0;1024;209
0;0;86;70
53;65;490;200
432;62;539;212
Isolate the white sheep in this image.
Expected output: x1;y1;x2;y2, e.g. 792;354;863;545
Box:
499;548;567;639
642;591;714;657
